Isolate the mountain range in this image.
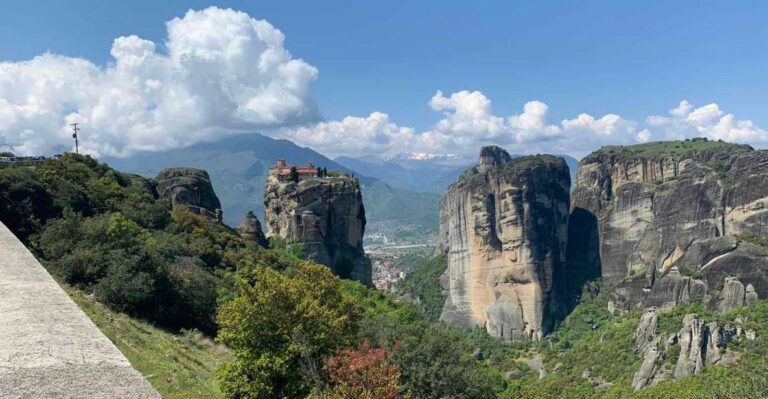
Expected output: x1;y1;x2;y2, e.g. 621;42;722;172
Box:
335;152;580;193
104;133;440;227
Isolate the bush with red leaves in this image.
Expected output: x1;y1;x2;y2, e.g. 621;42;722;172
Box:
323;340;402;399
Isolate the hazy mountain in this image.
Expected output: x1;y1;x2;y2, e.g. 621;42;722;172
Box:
104;133;439;227
335;152;580;193
334;154;468;194
561;155;580;187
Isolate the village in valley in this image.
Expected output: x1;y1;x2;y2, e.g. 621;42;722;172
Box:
365;219;437;290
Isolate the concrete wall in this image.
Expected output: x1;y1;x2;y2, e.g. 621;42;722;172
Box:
0;222;160;398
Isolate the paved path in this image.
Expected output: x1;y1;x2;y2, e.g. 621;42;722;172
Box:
0;222;160;398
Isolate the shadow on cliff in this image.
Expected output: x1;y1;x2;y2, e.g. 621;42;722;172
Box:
550;207;602;328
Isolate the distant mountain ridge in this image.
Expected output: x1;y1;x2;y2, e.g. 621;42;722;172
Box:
335;152;580;193
105;133;439;227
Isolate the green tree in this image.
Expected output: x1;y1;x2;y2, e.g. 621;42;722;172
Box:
289;166;299;183
217;261;360;398
0;167;55;239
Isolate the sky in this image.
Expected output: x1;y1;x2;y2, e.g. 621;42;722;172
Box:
1;1;767;159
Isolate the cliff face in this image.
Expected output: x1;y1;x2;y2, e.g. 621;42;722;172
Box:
436;147;570;342
155;168;222;220
264;176;372;286
569;140;768;311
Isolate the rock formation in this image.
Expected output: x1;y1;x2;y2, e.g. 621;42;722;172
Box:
631;308;751;390
155;168;222;221
237;211;268;247
436;146;570;342
569;139;768;311
264;173;372;286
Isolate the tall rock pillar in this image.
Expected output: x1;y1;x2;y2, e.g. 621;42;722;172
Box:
436;147;570;342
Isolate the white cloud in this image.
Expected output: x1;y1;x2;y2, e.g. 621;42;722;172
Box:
283;112;418;157
284;93;767;159
284;90;643;158
647;100;768;143
0;7;319;157
636;129;653;143
426;91;560;145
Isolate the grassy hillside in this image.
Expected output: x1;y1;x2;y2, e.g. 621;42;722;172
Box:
65;286;230;399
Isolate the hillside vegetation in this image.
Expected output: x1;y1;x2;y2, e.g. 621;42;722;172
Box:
395;255;447;322
506;286;768;398
392;253;768;398
0;155;509;397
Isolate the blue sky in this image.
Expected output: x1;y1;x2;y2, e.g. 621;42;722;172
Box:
1;1;767;158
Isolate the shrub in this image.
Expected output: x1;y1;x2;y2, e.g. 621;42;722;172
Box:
321;340;401;399
217;261;360;398
396;255;447;322
0;167;56;239
165;257;221;333
94;252;159;314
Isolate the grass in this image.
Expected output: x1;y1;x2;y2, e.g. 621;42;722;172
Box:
65;286;231;399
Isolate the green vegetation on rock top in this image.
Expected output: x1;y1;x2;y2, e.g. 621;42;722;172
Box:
587;138;749;161
495;154;567;173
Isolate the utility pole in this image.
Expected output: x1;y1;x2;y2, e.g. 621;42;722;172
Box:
70;123;80;154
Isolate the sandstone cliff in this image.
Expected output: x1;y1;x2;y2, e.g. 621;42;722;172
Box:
264;175;372;286
569;139;768;311
436;146;570;342
155;168;223;221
